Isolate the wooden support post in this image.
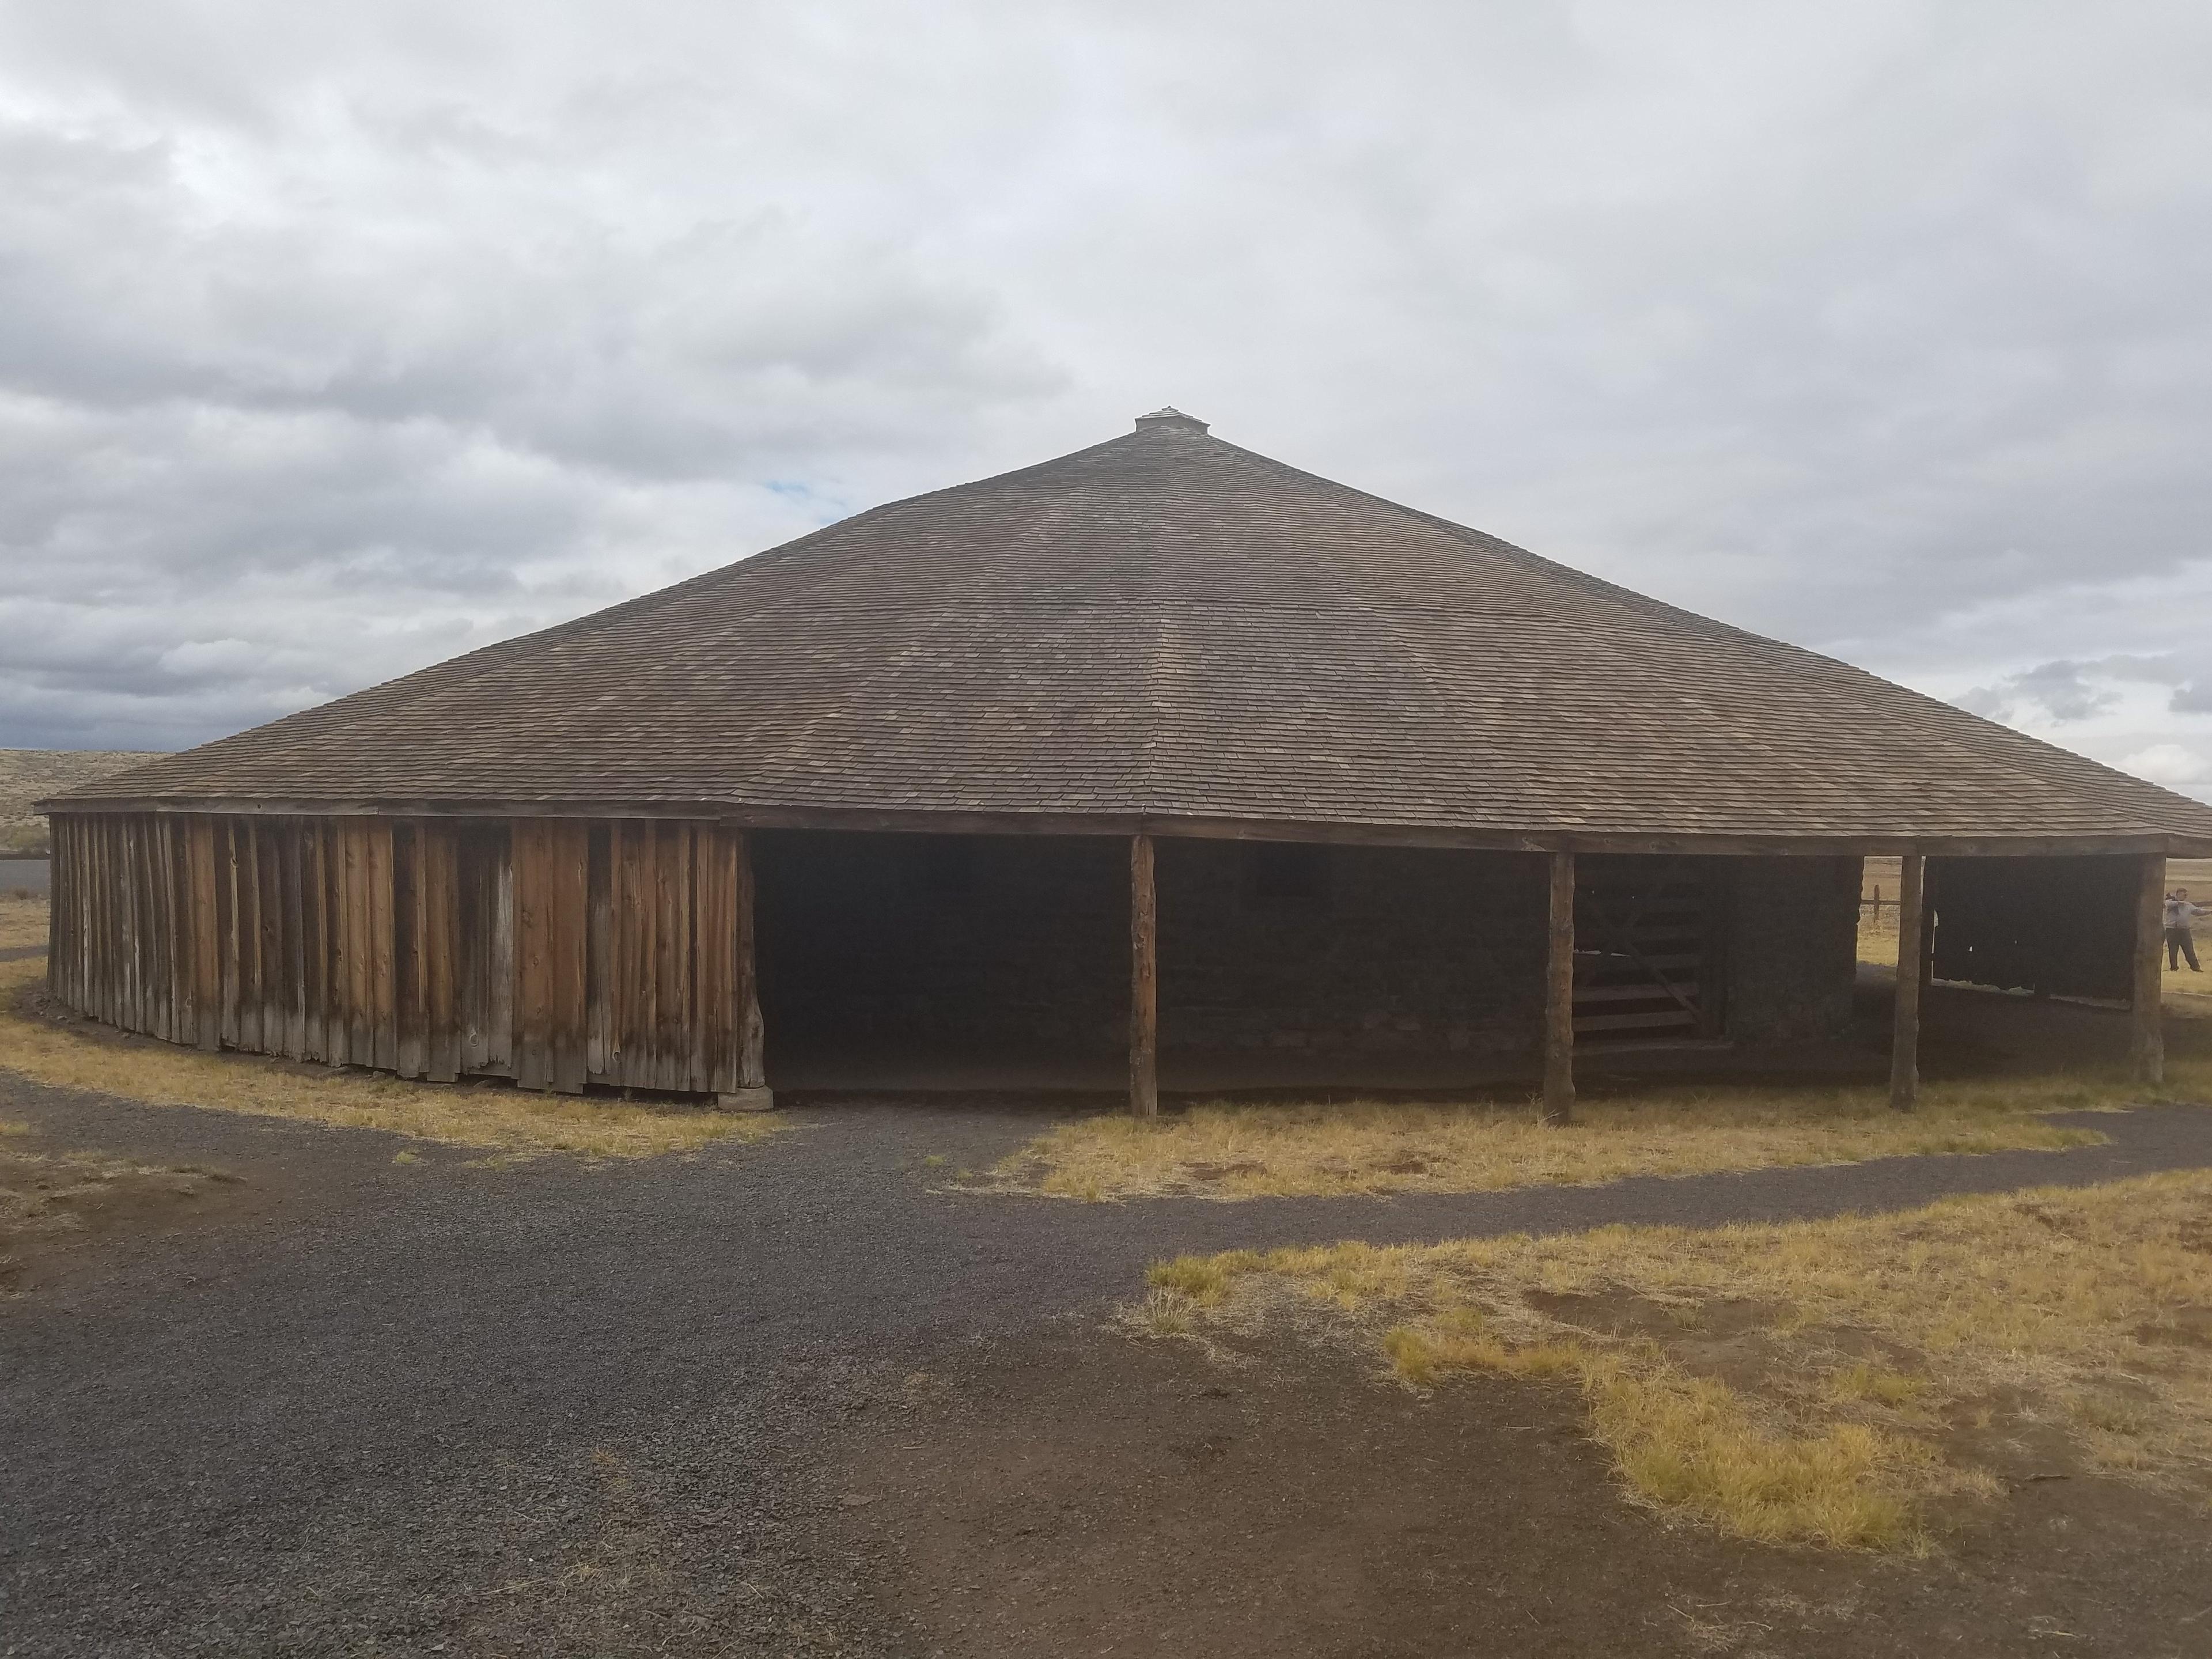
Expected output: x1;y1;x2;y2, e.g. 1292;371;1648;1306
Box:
1130;832;1158;1119
716;828;774;1111
1543;850;1574;1126
2133;850;2165;1086
1889;853;1926;1112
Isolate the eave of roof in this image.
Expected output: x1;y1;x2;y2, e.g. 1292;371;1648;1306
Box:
35;793;2212;859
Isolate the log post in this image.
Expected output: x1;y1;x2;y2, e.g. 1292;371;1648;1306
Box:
2133;850;2165;1086
717;828;775;1111
1130;832;1158;1118
1543;849;1574;1126
1889;853;1926;1112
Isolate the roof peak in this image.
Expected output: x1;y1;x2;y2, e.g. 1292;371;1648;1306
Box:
1134;406;1208;435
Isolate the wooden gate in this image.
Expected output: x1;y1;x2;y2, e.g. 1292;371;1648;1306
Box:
1571;857;1726;1046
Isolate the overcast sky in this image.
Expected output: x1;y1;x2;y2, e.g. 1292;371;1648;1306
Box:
5;2;2212;796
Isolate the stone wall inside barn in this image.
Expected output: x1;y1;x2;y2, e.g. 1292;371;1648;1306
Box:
1156;841;1547;1058
1722;855;1862;1048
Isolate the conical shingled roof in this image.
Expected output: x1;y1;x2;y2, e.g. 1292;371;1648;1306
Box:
57;414;2212;851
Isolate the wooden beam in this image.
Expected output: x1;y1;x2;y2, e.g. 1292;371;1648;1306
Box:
2133;851;2165;1085
423;820;460;1083
585;822;612;1082
653;821;685;1092
305;821;332;1063
40;797;2212;862
513;819;552;1090
395;823;426;1080
735;829;766;1092
624;821;657;1085
1918;856;1939;997
1130;832;1158;1118
367;819;398;1073
1544;850;1575;1126
344;819;372;1066
1889;853;1926;1111
236;817;263;1055
187;816;219;1050
279;821;307;1060
684;827;710;1095
510;817;592;1094
716;827;772;1109
550;820;589;1095
256;821;286;1058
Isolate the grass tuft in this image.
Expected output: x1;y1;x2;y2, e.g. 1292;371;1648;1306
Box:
1385;1321;1929;1547
1593;1366;1930;1550
1146;1171;2212;1549
1147;1249;1264;1306
1830;1362;1926;1408
1135;1287;1196;1337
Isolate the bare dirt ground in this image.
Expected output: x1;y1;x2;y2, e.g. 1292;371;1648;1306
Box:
0;1133;267;1294
836;1324;2212;1659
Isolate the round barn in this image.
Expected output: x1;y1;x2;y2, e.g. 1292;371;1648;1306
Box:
40;410;2212;1115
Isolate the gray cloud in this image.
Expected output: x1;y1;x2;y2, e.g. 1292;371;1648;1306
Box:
1959;654;2190;723
3;1;2212;785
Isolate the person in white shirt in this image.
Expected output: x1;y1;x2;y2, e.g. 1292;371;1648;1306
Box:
2164;889;2209;971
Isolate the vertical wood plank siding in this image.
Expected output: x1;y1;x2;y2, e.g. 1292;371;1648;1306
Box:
44;813;762;1099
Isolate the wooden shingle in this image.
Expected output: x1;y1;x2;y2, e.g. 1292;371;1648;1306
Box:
46;412;2212;853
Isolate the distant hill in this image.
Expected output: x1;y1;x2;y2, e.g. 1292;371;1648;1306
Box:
0;749;168;853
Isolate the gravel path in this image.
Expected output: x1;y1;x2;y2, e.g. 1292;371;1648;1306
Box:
6;1076;2211;1656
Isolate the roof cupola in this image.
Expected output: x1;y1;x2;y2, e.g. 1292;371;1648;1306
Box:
1134;407;1208;435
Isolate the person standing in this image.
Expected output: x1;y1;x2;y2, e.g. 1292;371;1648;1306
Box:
2165;888;2209;972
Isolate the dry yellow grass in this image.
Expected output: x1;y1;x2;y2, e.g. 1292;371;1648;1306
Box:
0;896;48;950
1857;906;1900;969
1142;1171;2212;1549
0;957;781;1160
995;1077;2127;1202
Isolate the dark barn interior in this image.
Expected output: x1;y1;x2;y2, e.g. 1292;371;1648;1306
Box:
752;831;1865;1093
1929;854;2137;1002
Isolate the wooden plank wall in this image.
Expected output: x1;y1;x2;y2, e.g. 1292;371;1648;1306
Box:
457;824;515;1077
513;817;589;1093
582;820;757;1096
48;812;762;1099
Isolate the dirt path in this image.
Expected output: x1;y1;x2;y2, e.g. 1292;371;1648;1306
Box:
0;1142;266;1294
837;1325;2212;1659
5;1078;2211;1656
